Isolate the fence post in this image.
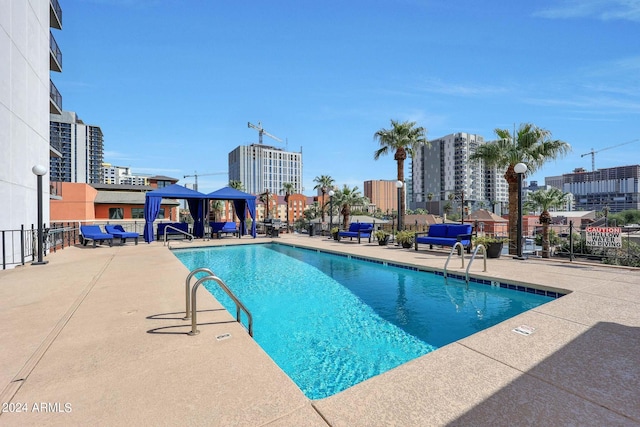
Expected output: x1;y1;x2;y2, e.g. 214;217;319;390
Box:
20;225;25;265
569;221;574;262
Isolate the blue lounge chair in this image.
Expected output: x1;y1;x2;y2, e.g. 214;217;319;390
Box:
210;221;239;238
80;225;114;247
337;223;374;243
105;224;139;245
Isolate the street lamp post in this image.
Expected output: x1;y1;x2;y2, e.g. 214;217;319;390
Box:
32;165;48;265
514;162;528;260
396;180;403;231
328;190;334;238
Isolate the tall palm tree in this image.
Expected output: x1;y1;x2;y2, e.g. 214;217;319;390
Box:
333;185;369;229
374;120;429;226
313;175;335;222
525;188;568;258
470;123;571;255
259;190;274;220
228;180;245;221
281;182;296;232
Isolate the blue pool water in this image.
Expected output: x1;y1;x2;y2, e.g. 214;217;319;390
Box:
173;243;555;399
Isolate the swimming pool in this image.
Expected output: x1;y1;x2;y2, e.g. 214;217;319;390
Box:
174;243;558;399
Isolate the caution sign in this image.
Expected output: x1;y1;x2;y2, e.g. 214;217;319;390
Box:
585;226;622;248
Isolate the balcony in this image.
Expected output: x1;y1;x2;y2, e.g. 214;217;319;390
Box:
50;32;62;72
50;0;62;30
50;79;62;114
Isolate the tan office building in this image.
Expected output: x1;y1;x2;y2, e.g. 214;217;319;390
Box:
364;180;399;215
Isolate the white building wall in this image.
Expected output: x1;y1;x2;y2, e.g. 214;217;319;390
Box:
229;144;303;195
0;0;51;260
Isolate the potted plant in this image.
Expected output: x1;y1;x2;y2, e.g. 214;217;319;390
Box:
473;235;508;258
331;226;339;240
396;230;416;248
374;230;390;246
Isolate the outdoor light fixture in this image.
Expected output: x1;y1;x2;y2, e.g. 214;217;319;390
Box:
514;162;528;260
328;190;335;234
396;180;404;231
32;164;48;265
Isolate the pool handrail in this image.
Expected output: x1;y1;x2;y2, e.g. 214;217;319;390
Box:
183;267;215;320
163;225;194;246
466;244;487;284
443;242;465;279
188;273;253;337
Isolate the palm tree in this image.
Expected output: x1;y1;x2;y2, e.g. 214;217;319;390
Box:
229;180;244;191
374;120;429;227
228;180;245;221
281;182;296;232
313;175;335;222
469;123;571;255
333;185;369;229
259;190;274;220
210;200;224;221
525;188;568;258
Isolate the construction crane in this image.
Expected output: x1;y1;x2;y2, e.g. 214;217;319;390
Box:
247;121;282;145
183;171;227;192
581;138;640;171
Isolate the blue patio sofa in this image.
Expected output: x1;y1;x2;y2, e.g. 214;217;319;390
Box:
337;223;374;244
156;222;189;240
105;224;139;245
80;225;113;247
414;223;473;253
210;221;239;238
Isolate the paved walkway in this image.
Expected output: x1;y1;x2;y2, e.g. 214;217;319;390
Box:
1;234;639;426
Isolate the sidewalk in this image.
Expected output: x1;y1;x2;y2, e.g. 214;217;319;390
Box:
1;235;639;426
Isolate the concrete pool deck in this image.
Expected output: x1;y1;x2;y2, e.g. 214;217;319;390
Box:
1;234;639;426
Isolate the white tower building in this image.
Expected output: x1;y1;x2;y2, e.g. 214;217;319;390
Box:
228;144;303;195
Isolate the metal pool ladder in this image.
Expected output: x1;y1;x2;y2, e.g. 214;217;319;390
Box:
443;242;466;280
184;268;253;337
466;244;487;284
163;225;194;246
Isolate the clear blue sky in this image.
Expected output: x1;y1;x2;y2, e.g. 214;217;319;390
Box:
56;0;640;195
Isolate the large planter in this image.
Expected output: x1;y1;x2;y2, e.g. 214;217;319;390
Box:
378;235;390;246
485;242;504;258
400;239;414;249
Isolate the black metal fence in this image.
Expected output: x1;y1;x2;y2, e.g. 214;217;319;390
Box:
0;222;81;270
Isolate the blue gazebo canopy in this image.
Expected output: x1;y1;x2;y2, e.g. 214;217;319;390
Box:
206;187;257;238
143;184;208;243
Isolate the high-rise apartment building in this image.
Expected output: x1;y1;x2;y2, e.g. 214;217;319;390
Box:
228;144;303;195
558;165;640;213
1;0;63;266
484;164;509;215
102;163;149;185
411;133;503;214
50;111;104;184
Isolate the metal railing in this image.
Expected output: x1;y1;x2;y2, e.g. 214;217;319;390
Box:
162;225;194;246
1;223;80;270
466;244;487;284
50;31;62;70
443;242;465;279
186;269;253;337
50;79;62;111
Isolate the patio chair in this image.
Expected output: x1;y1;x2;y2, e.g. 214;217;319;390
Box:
80;225;114;248
105;224;139;245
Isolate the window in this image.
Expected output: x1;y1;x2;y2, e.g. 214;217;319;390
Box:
109;208;124;219
156;208;166;219
132;208;144;219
